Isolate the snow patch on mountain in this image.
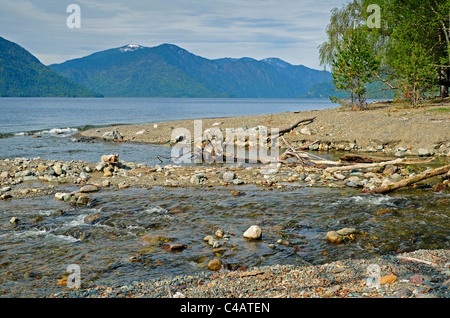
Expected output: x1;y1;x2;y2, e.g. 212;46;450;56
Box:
119;44;143;52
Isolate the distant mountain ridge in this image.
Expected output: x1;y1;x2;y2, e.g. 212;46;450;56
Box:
49;43;333;98
0;36;99;97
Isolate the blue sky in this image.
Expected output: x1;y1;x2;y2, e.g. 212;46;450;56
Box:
0;0;347;69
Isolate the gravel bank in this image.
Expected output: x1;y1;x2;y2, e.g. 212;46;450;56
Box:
50;249;449;298
79;102;450;157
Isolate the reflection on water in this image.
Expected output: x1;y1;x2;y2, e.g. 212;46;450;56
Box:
0;184;449;297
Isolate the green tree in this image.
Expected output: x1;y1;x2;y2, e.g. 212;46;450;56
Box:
321;0;450;107
361;0;450;101
330;27;380;109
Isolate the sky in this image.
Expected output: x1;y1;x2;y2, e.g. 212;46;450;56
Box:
0;0;347;69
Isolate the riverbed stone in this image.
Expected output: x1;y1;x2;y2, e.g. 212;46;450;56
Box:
418;148;431;157
336;228;358;236
380;274;397;285
53;164;63;176
215;229;224;239
9;217;19;225
1;171;10;179
190;174;207;185
76;195;89;206
389;173;403;182
326;231;343;244
79;185;99;193
55;192;69;201
162;243;186;251
208;259;222;271
243;225;262;240
222;171;236;182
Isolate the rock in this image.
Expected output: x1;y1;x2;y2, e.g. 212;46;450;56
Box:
325;285;341;296
1;171;10;179
208;259;222;271
389;173;403;182
102;180;111;187
376;208;392;216
222;171;236;182
79;185;99;193
103;167;113;177
409;274;424;285
418;148;431;157
9;217;19;225
380;274;397;285
162;243;186;251
55;192;69;201
394;151;407;158
300;127;312;135
243;225;262;240
393;288;413;298
102;129;123;141
84;214;100;223
203;235;215;245
215;229;224;239
96;162;106;171
79;172;91;180
336;228;358;236
334;173;346;180
76;195;89;207
309;144;319;151
190;174;207;185
172;292;186;298
53;164;63;176
232;178;244;185
326;231;343;244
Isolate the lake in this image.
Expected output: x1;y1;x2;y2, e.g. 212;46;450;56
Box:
0;98;336;164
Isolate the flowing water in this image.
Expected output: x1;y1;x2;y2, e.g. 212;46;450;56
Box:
0;98;448;297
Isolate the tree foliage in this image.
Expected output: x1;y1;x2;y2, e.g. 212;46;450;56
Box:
321;0;450;107
331;27;380;109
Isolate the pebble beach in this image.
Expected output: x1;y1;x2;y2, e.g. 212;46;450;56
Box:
1;101;449;299
50;249;449;298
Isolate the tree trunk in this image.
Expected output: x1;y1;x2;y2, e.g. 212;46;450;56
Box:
439;67;449;98
372;164;450;194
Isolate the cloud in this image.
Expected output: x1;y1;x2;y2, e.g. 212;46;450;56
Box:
0;0;347;68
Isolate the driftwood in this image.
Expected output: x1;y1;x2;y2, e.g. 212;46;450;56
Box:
371;164;450;194
101;153;119;164
325;159;405;172
278;117;316;136
340;154;396;163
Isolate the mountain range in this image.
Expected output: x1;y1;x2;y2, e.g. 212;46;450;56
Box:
0;36;99;97
1;36;392;99
48;43;332;98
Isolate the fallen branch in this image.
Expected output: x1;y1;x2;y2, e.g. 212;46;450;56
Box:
371;164;450;194
396;256;437;267
340;154;397;163
281;136;305;165
325;159;405;173
278;117;316;136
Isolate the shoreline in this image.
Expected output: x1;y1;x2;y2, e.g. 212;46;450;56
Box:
78;101;450;158
1;101;449;298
